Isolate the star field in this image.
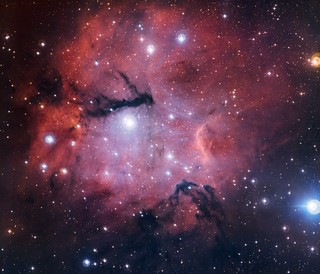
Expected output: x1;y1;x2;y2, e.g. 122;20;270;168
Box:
0;1;320;273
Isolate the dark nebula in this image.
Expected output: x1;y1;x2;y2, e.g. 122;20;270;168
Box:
86;71;154;117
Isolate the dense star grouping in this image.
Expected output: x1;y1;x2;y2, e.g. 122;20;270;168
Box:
0;0;320;273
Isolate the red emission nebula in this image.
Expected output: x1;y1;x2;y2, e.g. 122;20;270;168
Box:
22;3;294;235
4;0;320;273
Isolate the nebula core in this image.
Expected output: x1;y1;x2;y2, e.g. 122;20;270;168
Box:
1;1;320;273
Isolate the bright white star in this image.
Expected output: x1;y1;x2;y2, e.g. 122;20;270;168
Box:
176;33;186;44
307;199;320;215
83;259;90;267
122;115;137;129
146;44;155;55
44;134;55;144
40;163;48;171
261;197;270;205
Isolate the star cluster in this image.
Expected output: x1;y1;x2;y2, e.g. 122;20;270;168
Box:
1;1;320;273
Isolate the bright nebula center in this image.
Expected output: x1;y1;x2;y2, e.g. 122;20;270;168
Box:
122;115;137;129
306;199;320;215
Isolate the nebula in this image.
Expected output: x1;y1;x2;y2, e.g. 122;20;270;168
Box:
2;0;319;273
22;1;295;266
25;2;295;202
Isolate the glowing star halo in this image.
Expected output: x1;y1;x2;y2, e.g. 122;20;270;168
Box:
82;259;90;267
146;44;155;55
122;115;137;129
176;33;186;44
309;52;320;68
306;199;320;215
44;134;55;144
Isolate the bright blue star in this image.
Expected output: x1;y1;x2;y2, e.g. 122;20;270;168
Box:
306;199;320;215
82;259;91;267
44;134;55;144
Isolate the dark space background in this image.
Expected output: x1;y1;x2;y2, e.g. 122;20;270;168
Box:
1;0;320;273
